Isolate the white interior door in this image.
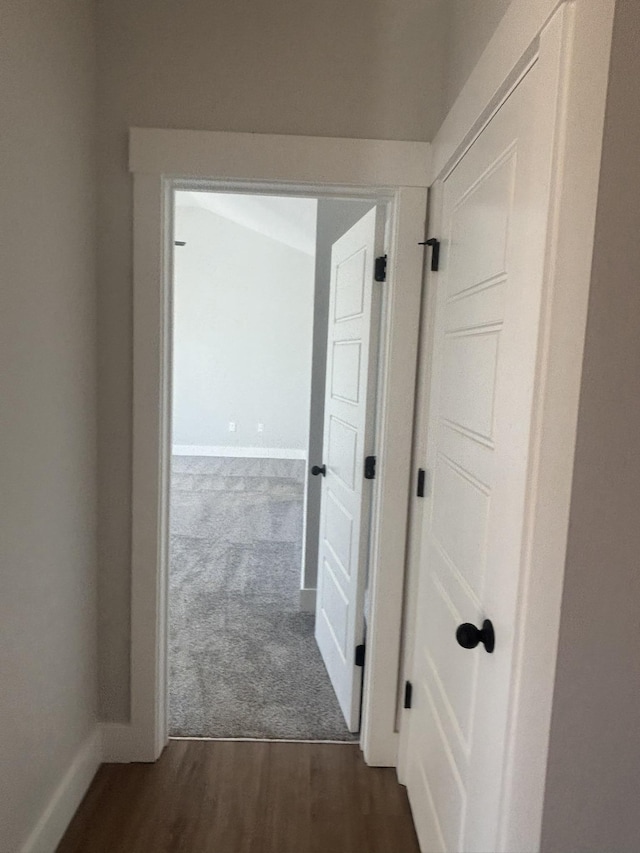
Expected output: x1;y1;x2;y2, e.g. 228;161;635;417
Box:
314;207;383;732
404;61;559;852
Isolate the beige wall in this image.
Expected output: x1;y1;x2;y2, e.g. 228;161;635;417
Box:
0;1;98;849
96;0;448;720
443;0;512;113
541;1;640;849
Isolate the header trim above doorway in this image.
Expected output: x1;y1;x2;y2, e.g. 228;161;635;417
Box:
129;128;431;188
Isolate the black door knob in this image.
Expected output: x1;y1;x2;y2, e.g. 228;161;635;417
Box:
311;464;326;477
455;619;495;654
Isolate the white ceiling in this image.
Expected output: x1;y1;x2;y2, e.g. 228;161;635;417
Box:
175;191;318;255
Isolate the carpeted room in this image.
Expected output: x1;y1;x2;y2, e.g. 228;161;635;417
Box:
169;454;353;740
168;191;368;743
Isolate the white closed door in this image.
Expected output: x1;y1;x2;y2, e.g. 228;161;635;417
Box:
314;207;383;732
405;60;559;852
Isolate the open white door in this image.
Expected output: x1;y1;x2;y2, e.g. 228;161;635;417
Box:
314;207;383;732
404;58;560;852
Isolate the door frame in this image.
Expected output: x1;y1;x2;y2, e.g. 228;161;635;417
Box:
125;130;430;766
397;1;616;850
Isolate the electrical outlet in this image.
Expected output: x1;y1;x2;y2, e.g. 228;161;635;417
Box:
257;423;264;433
228;421;236;432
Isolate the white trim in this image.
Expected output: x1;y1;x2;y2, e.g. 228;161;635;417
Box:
131;172;171;763
398;1;616;850
19;728;101;853
130;129;431;189
299;587;317;612
130;131;429;766
172;444;307;460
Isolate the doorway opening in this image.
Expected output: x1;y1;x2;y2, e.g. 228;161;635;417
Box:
128;128;428;766
168;187;383;742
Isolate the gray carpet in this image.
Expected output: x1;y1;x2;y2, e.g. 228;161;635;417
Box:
169;455;357;741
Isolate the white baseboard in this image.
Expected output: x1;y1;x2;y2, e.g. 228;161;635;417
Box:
173;444;307;460
20;727;101;853
299;587;317;612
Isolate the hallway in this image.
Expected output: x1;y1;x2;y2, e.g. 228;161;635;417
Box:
56;741;420;852
4;1;633;850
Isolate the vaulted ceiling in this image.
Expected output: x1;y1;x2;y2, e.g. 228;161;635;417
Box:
176;191;318;256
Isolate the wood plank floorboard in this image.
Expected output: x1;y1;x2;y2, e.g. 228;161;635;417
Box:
56;740;420;853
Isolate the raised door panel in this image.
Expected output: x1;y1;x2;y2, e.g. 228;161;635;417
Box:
327;417;358;491
440;329;501;443
431;452;491;599
447;150;515;299
319;559;349;658
334;248;366;322
331;341;362;404
324;491;353;579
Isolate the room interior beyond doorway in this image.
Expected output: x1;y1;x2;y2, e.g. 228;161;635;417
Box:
169;190;373;741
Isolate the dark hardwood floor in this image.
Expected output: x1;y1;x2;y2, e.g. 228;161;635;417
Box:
57;740;420;853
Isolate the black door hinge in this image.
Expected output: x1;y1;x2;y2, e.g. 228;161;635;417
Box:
364;455;376;480
355;644;366;667
404;680;413;709
374;255;387;282
417;468;426;498
418;237;440;272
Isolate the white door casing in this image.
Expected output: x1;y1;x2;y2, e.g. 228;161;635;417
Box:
315;208;383;732
127;130;429;767
404;50;562;853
